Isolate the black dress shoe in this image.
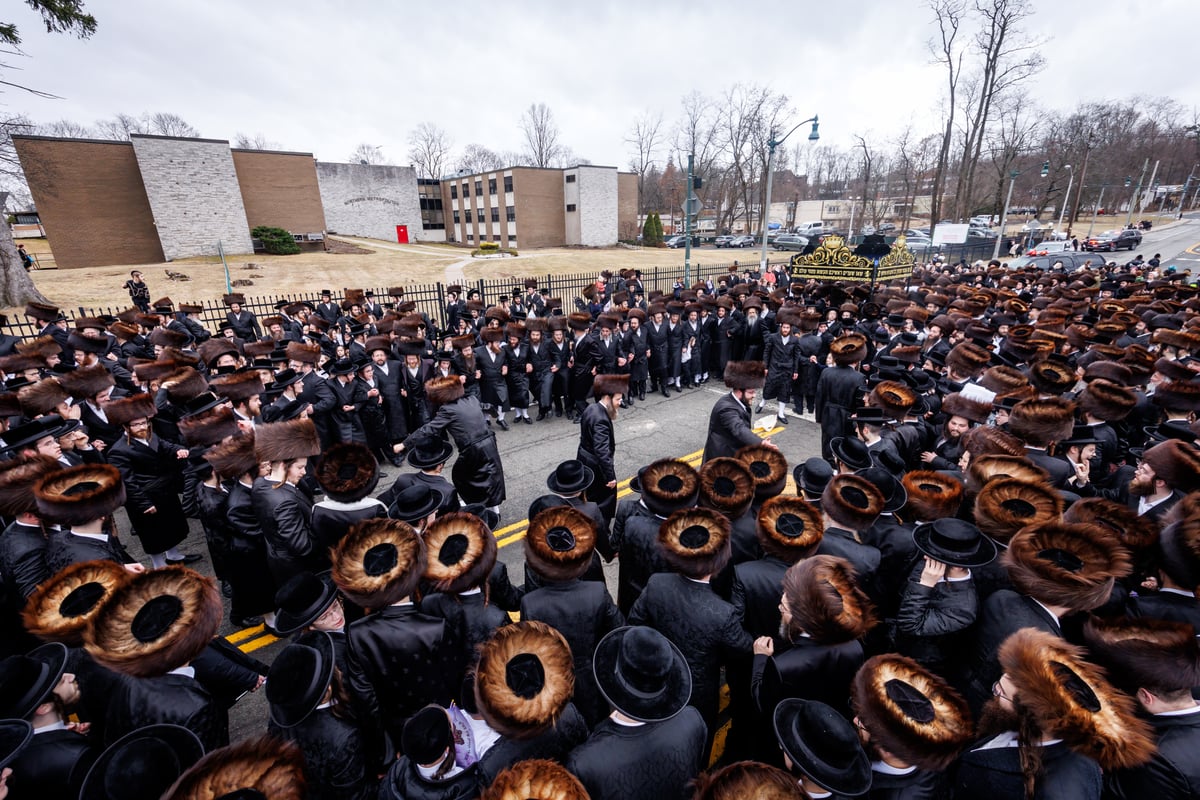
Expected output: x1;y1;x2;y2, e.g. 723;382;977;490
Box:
231;615;263;628
520;416;533;425
662;387;671;397
166;553;203;565
638;389;646;401
619;400;629;409
537;410;549;421
777;415;789;425
555;408;563;418
221;581;233;599
497;419;510;431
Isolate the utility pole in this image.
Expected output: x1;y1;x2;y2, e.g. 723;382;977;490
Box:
684;153;694;286
1086;186;1107;239
992;169;1019;260
1125;158;1150;227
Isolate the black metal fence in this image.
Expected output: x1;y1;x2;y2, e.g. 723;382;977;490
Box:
5;258;796;342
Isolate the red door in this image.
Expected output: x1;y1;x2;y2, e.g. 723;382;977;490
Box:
396;225;409;244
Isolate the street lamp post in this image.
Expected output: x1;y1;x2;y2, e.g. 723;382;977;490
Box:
759;115;820;273
1125;159;1149;227
1057;164;1074;232
992;169;1019;261
1086;185;1109;239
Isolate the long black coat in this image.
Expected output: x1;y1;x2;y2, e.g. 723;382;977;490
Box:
610;508;671;616
403;395;505;508
702;393;762;462
866;767;945;800
1023;447;1074;490
566;709;708;800
569;333;601;402
310;498;388;555
952;740;1101;799
1129;590;1200;635
106;672;228;751
0;520;48;601
965;590;1062;712
623;326;650;382
815;364;865;458
476;346;510;408
343;603;466;749
894;566;978;674
475;703;589;784
419;590;508;653
269;708;374;800
578;400;617;520
521;579;623;726
645;320;670;377
630;574;752;731
377;471;459;516
731;556;790;638
43;531;134;574
6;728;97;797
326;376;367;444
370;359;408;442
107;433;188;555
504;341;532;409
753;637;865;719
252;477;320;586
1105;708;1200;797
377;759;480;800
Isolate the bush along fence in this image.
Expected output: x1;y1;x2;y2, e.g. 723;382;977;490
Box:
5;244;995;341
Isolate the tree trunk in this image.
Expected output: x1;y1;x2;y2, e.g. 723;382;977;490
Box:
0;223;49;307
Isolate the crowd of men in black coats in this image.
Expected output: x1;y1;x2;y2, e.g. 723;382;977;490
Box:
0;255;1199;799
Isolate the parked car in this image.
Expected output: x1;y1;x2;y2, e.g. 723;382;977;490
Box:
665;235;699;249
1004;252;1107;271
794;221;826;236
877;222;897;233
900;234;939;253
772;234;809;251
730;234;757;248
714;235;734;248
1024;241;1071;256
1084;229;1142;251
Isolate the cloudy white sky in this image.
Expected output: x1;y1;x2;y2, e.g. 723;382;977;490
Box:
7;0;1199;170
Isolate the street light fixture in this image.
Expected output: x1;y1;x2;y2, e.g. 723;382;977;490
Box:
759;115;820;273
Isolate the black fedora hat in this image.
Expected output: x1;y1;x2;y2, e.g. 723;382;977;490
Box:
773;698;871;796
327;358;357;376
405;439;454;470
0;416;64;453
793;457;834;500
266;631;335;728
0;720;31;771
912;518;997;568
79;723;203;800
847;406;891;426
855;466;907;513
387;483;444;523
546;460;594;495
179;391;225;418
830;436;873;471
0;641;68;719
273;571;339;636
593;626;691;723
267;368;302;392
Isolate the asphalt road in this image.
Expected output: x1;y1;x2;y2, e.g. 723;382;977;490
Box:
112;380;822;746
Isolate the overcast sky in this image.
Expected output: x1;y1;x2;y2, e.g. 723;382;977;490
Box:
7;0;1199;171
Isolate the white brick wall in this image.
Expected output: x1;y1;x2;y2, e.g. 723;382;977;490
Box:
316;162;423;243
575;166;618;247
131;135;254;259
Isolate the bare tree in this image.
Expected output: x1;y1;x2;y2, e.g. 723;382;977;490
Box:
456;143;505;175
520;103;563;168
38;118;94;138
93;112;145;140
928;0;966;226
407;122;452;179
625;110;663;213
350;143;386;165
232;132;280;150
147;112;198;137
92;111;199;140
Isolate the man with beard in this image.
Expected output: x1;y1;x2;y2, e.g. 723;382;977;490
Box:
577;374;625;522
757;308;801;425
955;629;1154;800
1128;439;1200;522
703;361;774;463
364;336;406;459
105;393;199;569
622;308;650;403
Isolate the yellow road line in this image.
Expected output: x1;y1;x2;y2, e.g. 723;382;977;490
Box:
709;719;731;767
226;624;265;643
239;633;280;652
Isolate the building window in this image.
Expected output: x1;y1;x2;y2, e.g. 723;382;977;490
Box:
450;185;458;200
491;207;500;223
465;209;472;223
488;178;497;194
565;174;577;183
506;206;516;222
475;180;483;196
453;211;460;224
566;204;577;212
504;176;513;192
462;183;470;198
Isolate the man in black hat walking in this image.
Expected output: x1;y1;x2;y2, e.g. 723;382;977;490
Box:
578;374;625;522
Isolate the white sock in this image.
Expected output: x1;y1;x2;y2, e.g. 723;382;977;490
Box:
486;505;500;517
264;611;277;627
165;547;185;560
150;552;167;569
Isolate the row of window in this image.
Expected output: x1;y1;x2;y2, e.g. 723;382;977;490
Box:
465;235;514;244
452;207;516;224
449;176;514;200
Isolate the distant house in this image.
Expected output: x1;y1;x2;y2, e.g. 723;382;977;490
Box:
10;210;44;239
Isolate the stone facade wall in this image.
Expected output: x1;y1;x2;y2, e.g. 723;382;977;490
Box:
573;166;619;247
130;135;254;259
12;136;164;268
315;162;423;242
231;150;327;234
617;172;640;242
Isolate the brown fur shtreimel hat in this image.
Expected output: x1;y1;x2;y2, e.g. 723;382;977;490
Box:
331;518;425;609
474;621;575;740
85;566;221;678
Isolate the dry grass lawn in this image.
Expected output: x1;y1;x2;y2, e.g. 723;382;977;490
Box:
13;235;754;313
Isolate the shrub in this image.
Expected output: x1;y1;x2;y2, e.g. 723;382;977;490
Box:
479;241;500;253
251;226;301;255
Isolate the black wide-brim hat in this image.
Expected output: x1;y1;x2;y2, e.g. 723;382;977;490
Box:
593;626;691;723
793;456;834;499
855;466;907;513
912;518;997;568
273;571;338;636
405;439;454;470
829;436;873;471
85;567;222;678
79;723;204;800
546;460;594;494
0;720;31;771
0;641;67;720
773;698;871;796
386;483;444;524
266;631;334;728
